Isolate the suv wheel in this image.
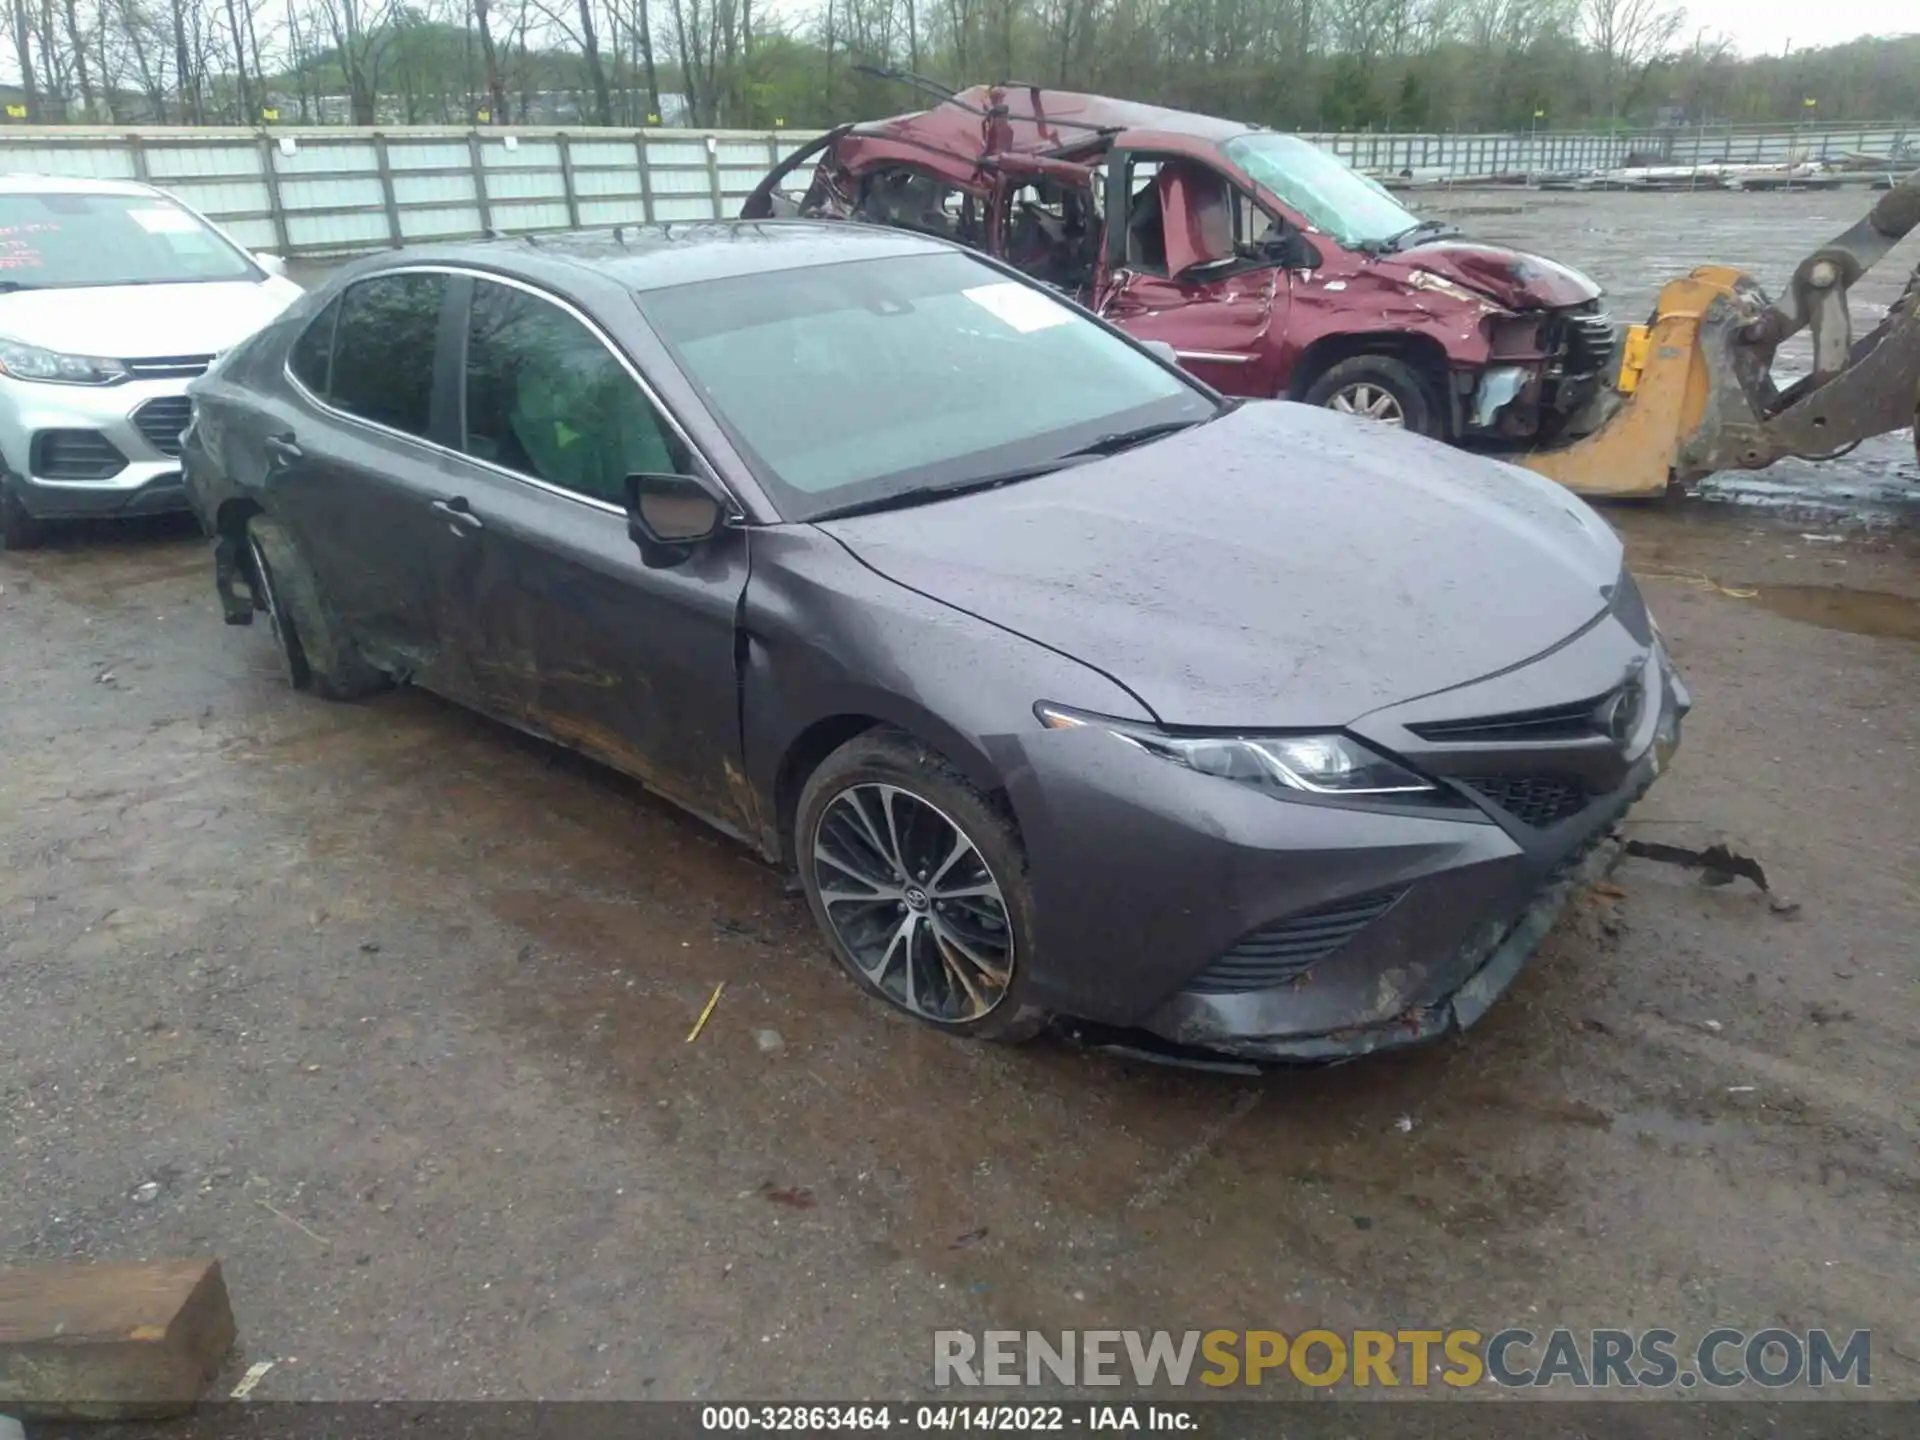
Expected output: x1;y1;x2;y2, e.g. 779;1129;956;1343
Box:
0;488;45;551
1302;355;1441;438
796;728;1049;1044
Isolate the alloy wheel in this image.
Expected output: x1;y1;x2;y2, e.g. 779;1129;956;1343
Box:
1328;383;1407;426
809;783;1014;1023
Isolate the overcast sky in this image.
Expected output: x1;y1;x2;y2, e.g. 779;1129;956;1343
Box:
1679;0;1914;57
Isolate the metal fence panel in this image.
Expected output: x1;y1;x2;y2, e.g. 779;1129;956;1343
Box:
0;121;1905;259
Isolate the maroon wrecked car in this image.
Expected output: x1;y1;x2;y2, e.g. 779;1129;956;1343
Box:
744;80;1618;445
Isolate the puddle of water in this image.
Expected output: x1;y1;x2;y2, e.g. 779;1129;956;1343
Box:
1743;584;1920;642
1694;435;1920;531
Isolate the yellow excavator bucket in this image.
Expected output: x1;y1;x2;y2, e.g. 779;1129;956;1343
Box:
1518;268;1753;499
1517;169;1920;501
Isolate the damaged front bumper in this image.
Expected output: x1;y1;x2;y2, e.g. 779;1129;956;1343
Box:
1081;652;1685;1069
1149;812;1633;1067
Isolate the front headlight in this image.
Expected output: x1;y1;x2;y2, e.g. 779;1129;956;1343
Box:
0;339;129;386
1035;704;1436;797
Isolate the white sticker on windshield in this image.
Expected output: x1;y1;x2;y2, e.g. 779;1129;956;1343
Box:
129;206;200;234
961;281;1072;334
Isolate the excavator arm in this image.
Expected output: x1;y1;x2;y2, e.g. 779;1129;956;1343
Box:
1520;168;1920;498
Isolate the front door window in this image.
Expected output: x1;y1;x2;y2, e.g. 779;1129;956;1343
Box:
462;278;690;505
1157;163;1236;277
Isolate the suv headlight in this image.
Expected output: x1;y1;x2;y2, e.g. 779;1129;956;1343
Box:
0;339;129;386
1035;704;1435;796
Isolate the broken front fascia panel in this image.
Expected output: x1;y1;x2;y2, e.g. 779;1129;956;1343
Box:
1472;365;1531;429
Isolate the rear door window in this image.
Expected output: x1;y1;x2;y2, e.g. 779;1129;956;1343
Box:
328;273;447;438
461;277;690;507
287;299;337;397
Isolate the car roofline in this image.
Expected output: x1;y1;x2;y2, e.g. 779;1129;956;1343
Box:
342;219;959;294
0;173;164;197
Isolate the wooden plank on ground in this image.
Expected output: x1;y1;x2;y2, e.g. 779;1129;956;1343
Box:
0;1258;235;1419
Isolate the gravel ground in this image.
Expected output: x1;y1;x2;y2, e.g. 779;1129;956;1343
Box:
3;189;1918;1407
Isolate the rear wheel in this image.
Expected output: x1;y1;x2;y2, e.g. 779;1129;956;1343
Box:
796;728;1049;1044
243;515;388;701
0;488;45;551
1302;355;1441;438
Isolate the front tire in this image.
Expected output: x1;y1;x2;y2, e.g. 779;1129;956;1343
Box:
796;728;1049;1044
1302;354;1441;438
0;487;45;551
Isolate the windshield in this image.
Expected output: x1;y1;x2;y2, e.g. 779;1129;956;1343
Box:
637;250;1214;520
0;191;257;289
1221;135;1422;250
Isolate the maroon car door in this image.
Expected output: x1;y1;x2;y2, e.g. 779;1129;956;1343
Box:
1094;157;1286;399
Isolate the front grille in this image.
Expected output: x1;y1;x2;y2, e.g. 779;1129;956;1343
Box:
1559;311;1620;389
1461;775;1588;828
1187;890;1404;994
1409;695;1607;744
1563;309;1618;375
123;354;214;380
133;396;194;456
30;429;127;479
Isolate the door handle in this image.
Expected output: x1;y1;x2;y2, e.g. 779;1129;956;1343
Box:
432;496;483;532
263;433;303;466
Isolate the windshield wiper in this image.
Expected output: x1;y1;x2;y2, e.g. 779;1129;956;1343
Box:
808;459;1092;522
809;418;1210;522
1057;418;1206;459
1386;218;1460;251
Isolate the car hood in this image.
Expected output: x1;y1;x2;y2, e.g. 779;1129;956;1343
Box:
817;402;1624;729
1387;241;1603;310
0;278;303;359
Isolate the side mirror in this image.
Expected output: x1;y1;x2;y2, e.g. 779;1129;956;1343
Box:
625;471;727;568
253;252;289;278
1259;229;1319;270
1142;339;1180;367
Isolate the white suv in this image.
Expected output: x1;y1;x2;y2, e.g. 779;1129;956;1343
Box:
0;174;304;548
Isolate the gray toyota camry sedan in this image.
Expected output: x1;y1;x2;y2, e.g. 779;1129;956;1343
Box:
181;220;1687;1065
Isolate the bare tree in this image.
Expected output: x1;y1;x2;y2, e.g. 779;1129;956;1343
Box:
311;0;399;121
223;0;254;117
9;0;38;119
59;0;95;114
1580;0;1684;116
525;0;613;121
473;0;508;117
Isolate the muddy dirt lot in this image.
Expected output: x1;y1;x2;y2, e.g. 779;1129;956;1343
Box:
4;190;1919;1405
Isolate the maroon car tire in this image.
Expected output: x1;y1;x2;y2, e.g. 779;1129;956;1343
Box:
796;727;1050;1045
1302;355;1441;438
244;515;389;702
